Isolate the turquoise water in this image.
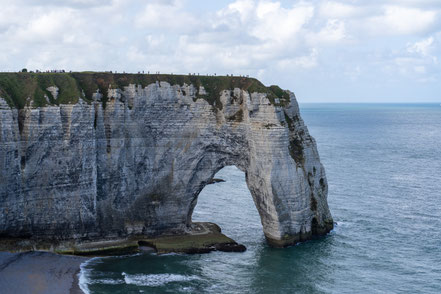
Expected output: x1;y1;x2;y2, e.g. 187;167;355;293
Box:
80;104;441;293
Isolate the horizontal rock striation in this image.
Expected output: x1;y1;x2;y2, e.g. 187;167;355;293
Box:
0;73;333;248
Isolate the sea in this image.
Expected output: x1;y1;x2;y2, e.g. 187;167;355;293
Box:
79;103;441;294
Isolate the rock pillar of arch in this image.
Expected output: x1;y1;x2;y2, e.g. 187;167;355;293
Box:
183;88;334;247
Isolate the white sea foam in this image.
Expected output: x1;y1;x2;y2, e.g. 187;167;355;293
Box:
78;257;102;294
108;252;144;259
158;252;182;256
91;278;125;285
122;272;199;287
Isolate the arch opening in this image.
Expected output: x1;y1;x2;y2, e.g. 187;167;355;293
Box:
191;165;264;245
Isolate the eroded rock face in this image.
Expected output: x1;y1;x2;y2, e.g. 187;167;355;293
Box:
0;81;333;246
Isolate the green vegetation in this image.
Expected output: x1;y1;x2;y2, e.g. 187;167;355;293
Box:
0;72;84;108
0;73;39;108
268;85;290;106
0;72;291;109
58;242;140;256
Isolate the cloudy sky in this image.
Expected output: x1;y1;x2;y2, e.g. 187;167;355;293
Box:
1;0;440;102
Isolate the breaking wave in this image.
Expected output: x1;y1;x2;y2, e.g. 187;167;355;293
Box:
122;272;199;287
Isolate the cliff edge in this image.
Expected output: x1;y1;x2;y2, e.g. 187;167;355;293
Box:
0;72;333;251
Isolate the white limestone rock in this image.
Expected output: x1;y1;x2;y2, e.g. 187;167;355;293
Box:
46;86;59;100
0;81;333;247
198;86;207;95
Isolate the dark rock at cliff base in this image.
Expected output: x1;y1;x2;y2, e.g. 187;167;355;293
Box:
138;222;246;254
207;178;226;185
214;242;247;252
0;222;246;256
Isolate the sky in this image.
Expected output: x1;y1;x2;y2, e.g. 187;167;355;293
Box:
0;0;440;102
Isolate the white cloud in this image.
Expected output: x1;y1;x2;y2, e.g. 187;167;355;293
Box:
127;46;147;62
145;34;165;48
216;1;314;43
0;0;441;101
221;0;255;23
367;6;438;35
13;9;77;42
16;0;113;8
309;19;346;44
134;0;200;31
407;37;434;57
319;1;360;18
380;35;439;80
277;48;319;69
251;2;314;42
404;36;439;75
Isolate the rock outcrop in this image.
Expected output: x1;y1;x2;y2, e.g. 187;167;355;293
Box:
0;73;333;248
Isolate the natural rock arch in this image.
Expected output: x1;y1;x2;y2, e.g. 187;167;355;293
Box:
0;75;333;248
190;165;263;238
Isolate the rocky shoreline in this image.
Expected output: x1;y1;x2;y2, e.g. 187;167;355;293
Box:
0;222;245;256
0;222;246;293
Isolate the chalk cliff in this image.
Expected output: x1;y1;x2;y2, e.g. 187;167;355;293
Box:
0;73;333;248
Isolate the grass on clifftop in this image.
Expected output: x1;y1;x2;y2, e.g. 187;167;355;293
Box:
0;72;291;109
0;72;84;108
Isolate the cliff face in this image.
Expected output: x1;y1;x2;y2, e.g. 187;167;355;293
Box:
0;73;333;247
